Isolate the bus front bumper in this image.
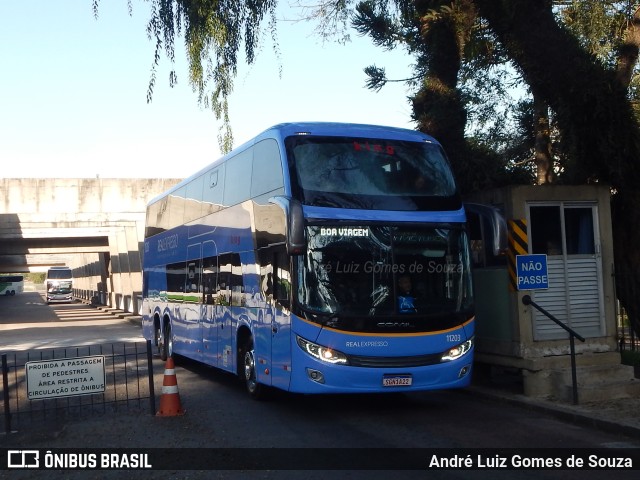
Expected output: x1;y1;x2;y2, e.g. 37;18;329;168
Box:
47;294;73;302
288;346;474;394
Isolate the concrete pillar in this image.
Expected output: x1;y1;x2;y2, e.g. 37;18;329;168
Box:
117;226;133;312
97;252;109;305
108;230;122;309
124;224;143;314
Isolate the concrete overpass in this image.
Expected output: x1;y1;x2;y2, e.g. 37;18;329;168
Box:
0;178;181;313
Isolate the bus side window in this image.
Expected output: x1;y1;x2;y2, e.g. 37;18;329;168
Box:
168;186;186;229
202;165;225;215
259;249;290;308
274;251;291;308
259;257;274;302
184;175;204;222
167;261;186;297
230;253;243;306
202;256;218;305
219;253;244;306
224;150;253;207
251;139;284;199
217;254;232;306
185;259;201;298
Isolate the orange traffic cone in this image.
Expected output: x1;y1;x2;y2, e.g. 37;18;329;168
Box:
156;357;185;416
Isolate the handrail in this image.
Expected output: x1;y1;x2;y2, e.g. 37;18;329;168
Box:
522;295;585;404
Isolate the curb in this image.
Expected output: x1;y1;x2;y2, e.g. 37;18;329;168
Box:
465;385;640;441
76;297;142;326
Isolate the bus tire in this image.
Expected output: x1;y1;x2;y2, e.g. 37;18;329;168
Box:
159;322;172;361
242;336;265;400
154;322;162;355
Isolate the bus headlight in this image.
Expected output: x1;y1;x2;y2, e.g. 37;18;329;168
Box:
296;336;349;365
441;336;474;362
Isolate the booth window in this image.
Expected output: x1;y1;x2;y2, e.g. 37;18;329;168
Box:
530;205;595;256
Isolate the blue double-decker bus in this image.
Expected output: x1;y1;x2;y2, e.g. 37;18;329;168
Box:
141;122;482;398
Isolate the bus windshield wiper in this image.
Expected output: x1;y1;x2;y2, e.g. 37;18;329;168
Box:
297;304;339;326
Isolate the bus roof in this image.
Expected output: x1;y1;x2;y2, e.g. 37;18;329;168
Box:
148;122;438;206
259;122;435;142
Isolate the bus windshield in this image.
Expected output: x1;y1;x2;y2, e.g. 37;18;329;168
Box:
286;136;459;210
47;268;72;280
296;225;473;333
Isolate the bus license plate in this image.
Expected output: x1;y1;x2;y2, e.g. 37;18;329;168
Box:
382;375;412;387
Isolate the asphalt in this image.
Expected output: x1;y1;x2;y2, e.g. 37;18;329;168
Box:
88;301;640;441
466;382;640;441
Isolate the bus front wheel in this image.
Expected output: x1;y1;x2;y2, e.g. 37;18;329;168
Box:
242;337;265;399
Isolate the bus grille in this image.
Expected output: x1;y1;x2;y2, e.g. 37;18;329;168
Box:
347;353;442;368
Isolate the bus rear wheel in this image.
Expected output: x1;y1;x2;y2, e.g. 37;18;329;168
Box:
159;322;172;361
154;323;162;354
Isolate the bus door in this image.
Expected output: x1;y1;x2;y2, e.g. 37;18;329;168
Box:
201;240;218;366
185;244;204;361
260;249;292;390
217;253;241;372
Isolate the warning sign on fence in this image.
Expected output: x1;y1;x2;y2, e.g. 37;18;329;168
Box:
25;355;106;400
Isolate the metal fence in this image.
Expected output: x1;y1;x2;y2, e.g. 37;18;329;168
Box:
1;340;155;434
616;300;640;352
614;271;640;352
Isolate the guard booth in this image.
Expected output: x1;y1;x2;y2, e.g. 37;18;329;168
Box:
467;185;638;402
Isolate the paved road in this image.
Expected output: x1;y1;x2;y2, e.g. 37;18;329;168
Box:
5;355;640;479
0;291;142;351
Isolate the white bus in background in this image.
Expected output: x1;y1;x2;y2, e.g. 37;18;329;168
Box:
45;267;73;304
0;275;24;296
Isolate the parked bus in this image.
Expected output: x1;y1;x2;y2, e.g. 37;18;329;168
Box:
141;122;499;398
0;275;24;296
45;267;73;304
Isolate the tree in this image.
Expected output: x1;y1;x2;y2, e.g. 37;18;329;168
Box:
353;0;640;336
351;0;533;190
95;0;640;337
474;1;640;338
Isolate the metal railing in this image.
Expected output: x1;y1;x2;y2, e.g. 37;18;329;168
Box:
521;295;586;404
1;340;156;434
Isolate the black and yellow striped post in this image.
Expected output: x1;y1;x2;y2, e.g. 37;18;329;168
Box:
508;219;528;291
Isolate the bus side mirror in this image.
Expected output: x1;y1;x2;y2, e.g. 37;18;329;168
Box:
464;202;507;256
269;196;306;255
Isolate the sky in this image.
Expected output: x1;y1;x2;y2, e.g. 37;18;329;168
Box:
0;1;416;179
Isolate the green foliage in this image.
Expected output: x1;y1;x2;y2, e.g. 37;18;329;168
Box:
352;1;401;50
558;0;627;66
457;138;533;192
351;1;532;192
363;65;387;90
351;1;640;192
26;273;45;284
